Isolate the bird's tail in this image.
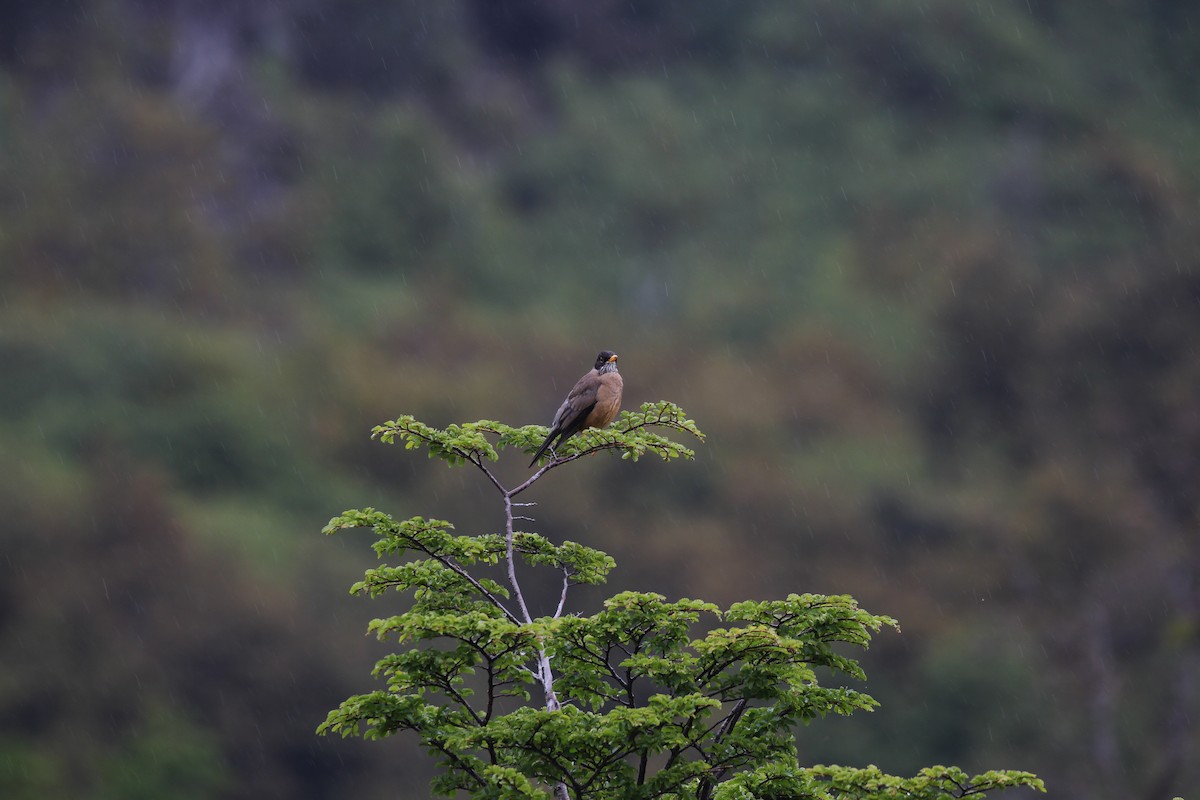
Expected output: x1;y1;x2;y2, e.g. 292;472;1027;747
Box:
529;433;556;468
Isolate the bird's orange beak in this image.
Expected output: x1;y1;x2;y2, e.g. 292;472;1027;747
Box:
608;354;618;362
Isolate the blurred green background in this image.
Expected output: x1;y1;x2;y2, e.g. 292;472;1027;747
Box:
1;1;1198;798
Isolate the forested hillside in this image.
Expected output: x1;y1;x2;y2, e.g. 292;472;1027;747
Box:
1;1;1197;798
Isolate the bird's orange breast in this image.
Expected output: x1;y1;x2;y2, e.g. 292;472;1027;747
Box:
585;372;623;429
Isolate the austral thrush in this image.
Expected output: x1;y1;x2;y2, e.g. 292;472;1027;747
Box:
529;351;623;467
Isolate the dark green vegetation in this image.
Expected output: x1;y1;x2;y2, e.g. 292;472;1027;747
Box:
1;1;1197;798
321;409;1040;799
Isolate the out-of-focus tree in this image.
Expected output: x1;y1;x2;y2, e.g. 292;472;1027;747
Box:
870;139;1200;796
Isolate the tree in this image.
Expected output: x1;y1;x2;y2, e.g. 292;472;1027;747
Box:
319;402;1042;799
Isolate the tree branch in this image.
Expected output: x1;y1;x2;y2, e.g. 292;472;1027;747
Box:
554;565;570;619
502;490;561;713
426;548;521;626
467;452;509;496
503;493;536;626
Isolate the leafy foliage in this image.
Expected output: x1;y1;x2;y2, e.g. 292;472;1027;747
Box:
321;411;1041;799
372;401;705;468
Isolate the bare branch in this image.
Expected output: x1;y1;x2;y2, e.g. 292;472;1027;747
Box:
501;490;561;713
554;565;570;619
503;495;536;625
509;466;549;498
467;452;508;496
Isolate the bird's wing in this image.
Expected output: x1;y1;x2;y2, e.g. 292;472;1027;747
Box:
550;369;601;436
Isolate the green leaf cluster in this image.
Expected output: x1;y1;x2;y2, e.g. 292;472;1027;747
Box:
371;401;704;468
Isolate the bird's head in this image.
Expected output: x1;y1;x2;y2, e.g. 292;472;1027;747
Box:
594;351;619;371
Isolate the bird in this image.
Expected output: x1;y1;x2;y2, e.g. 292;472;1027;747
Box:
529;351;623;467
